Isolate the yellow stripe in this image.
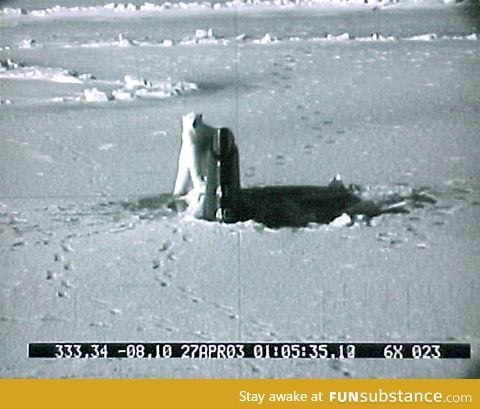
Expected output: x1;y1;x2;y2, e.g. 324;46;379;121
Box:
1;379;478;409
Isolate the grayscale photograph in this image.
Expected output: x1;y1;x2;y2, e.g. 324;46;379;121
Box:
0;0;479;378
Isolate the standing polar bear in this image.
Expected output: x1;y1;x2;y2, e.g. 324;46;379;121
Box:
173;112;240;220
173;113;217;217
173;112;216;195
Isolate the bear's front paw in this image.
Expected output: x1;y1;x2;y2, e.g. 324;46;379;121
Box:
192;178;206;194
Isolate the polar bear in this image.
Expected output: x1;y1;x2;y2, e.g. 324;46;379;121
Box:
173;112;217;196
173;113;217;217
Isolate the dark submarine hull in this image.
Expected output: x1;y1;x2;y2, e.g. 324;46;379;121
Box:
203;128;361;228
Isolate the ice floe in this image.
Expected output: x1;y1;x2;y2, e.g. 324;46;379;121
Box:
112;75;198;101
406;33;438;41
84;76;198;103
25;30;477;51
117;34;135;47
195;28;214;41
0;59;87;83
181;28;231;45
8;20;476;53
0;59;198;105
326;32;351;41
252;33;279;44
18;39;37;49
84;87;110;102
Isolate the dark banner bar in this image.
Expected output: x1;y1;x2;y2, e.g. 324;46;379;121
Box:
29;342;471;360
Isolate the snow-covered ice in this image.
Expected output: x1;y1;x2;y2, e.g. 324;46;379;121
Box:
0;0;479;379
84;87;110;102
